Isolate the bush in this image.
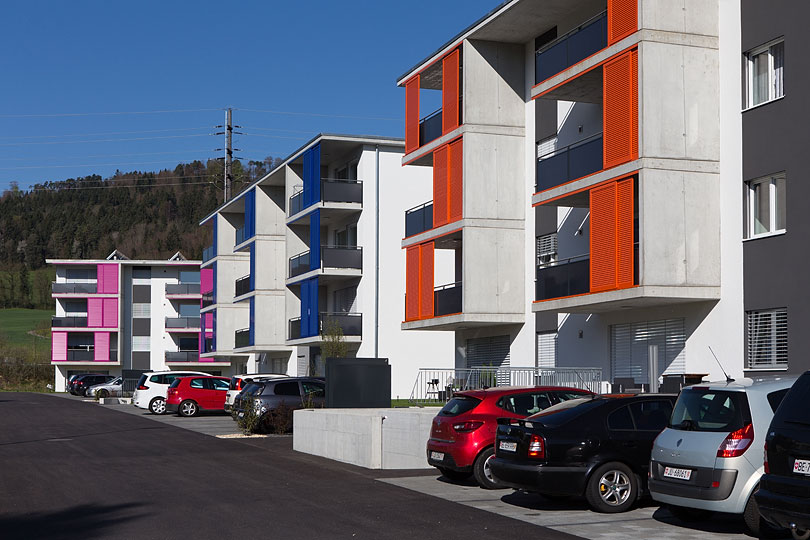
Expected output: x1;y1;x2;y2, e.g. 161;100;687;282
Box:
262;402;294;434
0;362;52;392
235;397;262;435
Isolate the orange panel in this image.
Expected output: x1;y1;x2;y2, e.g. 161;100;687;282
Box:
631;49;638;161
590;183;617;292
433;146;449;228
442;49;460;134
448;138;463;222
405;246;420;321
616;177;635;288
603;50;636;169
419;242;435;319
405;75;420;154
608;0;637;44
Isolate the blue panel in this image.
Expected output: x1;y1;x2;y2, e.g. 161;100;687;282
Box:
303;149;312;207
212;261;217;304
309;210;321;271
212;217;218;254
245;189;256;239
311;143;321;205
212;308;217;351
308;278;319;337
249;243;255;290
249;297;255;346
300;277;310;337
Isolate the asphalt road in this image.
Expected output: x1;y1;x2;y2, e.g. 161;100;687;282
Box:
0;393;582;540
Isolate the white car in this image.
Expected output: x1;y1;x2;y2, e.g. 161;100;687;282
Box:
133;371;210;414
225;373;288;412
86;376;123;398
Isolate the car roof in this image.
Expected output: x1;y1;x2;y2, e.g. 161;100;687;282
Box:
454;386;594;399
234;373;288;379
685;376;798;394
144;370;209;375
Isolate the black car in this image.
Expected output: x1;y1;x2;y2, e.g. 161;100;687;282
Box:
756;371;810;539
69;374;114;395
232;377;326;432
490;394;675;513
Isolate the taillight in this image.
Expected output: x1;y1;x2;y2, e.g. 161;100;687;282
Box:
236;379;242;390
452;421;483;433
763;442;769;473
717;423;754;458
528;434;545;459
137;385;149;390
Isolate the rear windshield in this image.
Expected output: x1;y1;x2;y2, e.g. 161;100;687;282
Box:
773;374;810;426
525;398;604;428
168;379;181;389
136;375;147;387
229;377;239;391
439;396;481;417
669;389;751;432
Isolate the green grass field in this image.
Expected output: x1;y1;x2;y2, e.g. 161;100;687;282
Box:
0;308;53;347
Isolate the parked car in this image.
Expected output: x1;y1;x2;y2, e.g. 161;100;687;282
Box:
132;370;210;414
756;371;810;540
490;393;675;512
233;377;325;432
166;376;230;417
85;376;122;398
225;373;288;412
649;376;796;536
426;386;594;489
69;374;115;396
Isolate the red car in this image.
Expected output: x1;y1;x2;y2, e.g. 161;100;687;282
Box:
427;386;594;488
166;376;230;417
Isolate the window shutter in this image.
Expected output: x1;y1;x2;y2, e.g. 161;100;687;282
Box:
616;177;634;288
442;49;460;134
94;332;110;362
590;183;617;292
536;332;557;368
52;332;67;361
611;318;686;383
608;0;637;44
747;309;788;369
405;246;420;321
102;298;118;328
603;49;638;169
433;146;448;228
87;298;104;327
405;75;420;153
419;242;435;319
448;138;464;222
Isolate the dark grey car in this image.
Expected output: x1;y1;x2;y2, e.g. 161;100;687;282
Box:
233;377;325;432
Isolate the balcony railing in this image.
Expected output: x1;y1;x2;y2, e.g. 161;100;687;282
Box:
201;290;213;309
289;251;311;278
202;245;215;263
321;246;362;271
536;133;603;192
536;254;590;301
235;226;248;246
235;275;252;297
288;317;301;340
535;10;607;84
322;178;362;204
165;283;200;296
320;312;362;337
165;317;202;329
419;108;443;147
434;281;462;317
289;189;304;216
165;351;199;363
405;201;433;237
66;349;94;362
51;316;88;328
52;282;97;294
234;328;250;349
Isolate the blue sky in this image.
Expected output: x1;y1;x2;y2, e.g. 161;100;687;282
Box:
0;0;498;190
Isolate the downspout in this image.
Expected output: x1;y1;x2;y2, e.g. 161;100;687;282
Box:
374;145;380;358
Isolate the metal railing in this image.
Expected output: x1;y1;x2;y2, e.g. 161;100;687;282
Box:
52;282;97;294
165;283;200;296
320;312;362;337
202;245;215;263
321;246;362;270
165;317;201;329
51;316;88;328
234;328;250;349
289;189;304;216
434;281;462;316
409;366;604;404
288;317;302;340
289;251;311;278
201;290;214;308
165;351;199;363
419;107;443;147
235;275;252;296
536;133;603;192
536;254;590;301
535;10;607;84
405;201;433;237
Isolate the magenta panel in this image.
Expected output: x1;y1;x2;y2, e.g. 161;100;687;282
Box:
94;332;110;361
204;312;213;331
87;298;103;327
200;267;213;293
97;263;119;294
102;298;118;328
52;332;67;362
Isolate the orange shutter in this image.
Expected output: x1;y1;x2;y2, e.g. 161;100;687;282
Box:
448;138;463;222
405;246;420;320
405;75;420;154
608;0;637;44
442;49;460;134
419;242;435;319
603;49;638;169
590;183;617;292
433;146;449;228
616;177;635;288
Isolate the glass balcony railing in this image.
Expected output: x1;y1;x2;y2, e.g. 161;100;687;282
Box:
535;11;607;84
52;282;97;294
165;351;199;363
202;245;215;263
321;246;362;271
51;316;88;328
536;133;603;192
288;317;301;340
419;108;443;147
536;255;590;301
289;251;311;279
165;317;201;329
165;283;200;296
434;282;462;317
66;349;94;362
235;275;252;297
234;328;250;349
201;290;213;309
289;190;304;216
322;179;362;204
405;201;433;237
235;226;247;246
320;312;362;337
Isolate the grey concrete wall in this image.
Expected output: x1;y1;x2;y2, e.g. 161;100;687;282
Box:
463;226;525;317
640;0;719;37
463;131;525;221
256;184;286;236
463;40;525;128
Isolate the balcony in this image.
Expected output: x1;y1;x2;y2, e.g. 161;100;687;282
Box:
536;255;590;301
536;133;603;193
201;290;213;309
288;247;362;279
202;245;215;264
289;251;311;279
235;275;252;297
320;312;362;337
235;226;248;246
535;11;607;84
289;189;304;216
51;316;88;328
52;282;97;294
288;317;301;340
165;283;200;296
434;282;462;317
165;317;201;330
165;351;199;363
66;349;94;362
234;328;250;349
202;337;214;354
419;108;443;147
322;179;362;204
405;201;433;238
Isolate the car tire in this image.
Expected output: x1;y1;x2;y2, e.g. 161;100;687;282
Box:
666;504;713;522
585;462;637;513
179;400;199;418
744;490;785;538
149;397;166;415
438;467;471;482
472;447;504;490
98;389;109;399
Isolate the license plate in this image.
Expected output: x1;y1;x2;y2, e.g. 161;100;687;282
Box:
663;467;692;480
793;458;810;475
430;451;444;461
499;441;517;452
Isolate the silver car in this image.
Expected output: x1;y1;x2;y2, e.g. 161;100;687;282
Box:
86;376;123;398
649;376;796;535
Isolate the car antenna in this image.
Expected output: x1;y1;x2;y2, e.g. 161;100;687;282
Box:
571;368;596;397
708;346;734;383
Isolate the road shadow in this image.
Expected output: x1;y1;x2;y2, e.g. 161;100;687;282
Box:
501;489;593;511
0;502;147;540
651;506;789;538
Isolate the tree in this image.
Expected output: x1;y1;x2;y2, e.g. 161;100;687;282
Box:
18;266;31;308
321;317;348;360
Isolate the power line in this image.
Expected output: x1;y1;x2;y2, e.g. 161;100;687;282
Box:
0;108;222;118
0;126;213;140
237;107;401;122
0;159;219;171
25;180;216;191
0;134;211;147
240;126;317;135
0;150;216;162
238;133;309;140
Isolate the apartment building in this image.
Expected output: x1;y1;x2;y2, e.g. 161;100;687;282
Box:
48;251;204;391
199;133;452;398
398;0;744;386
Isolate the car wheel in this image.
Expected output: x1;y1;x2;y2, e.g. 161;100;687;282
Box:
179;400;199;418
149;397;166;415
438;467;471;482
473;447;504;490
585;462;637;513
744;491;785;538
793;529;810;540
98;389;109;399
666;504;713;522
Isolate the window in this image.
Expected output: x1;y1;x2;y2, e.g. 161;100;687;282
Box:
132;336;150;351
745;173;786;238
536;331;557;368
212;378;229;391
333;286;357;313
301;381;325;398
132;303;151;318
274;382;300;396
745;40;784;108
607;406;634;430
610;318;685;384
500;392;553;416
747;308;788;369
179;270;200;284
189;378;205;389
629;400;672;431
670;390;751;432
178;303;200;318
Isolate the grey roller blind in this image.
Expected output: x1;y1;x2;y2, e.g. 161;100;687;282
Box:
536;332;557;368
610;319;685;383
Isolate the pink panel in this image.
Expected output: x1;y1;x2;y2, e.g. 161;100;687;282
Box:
200;267;213;293
87;298;103;327
94;332;110;361
102;298;118;328
96;263;118;294
204;312;213;331
52;332;67;362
